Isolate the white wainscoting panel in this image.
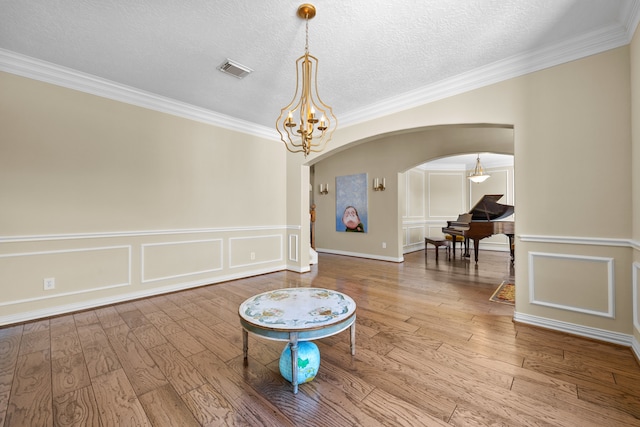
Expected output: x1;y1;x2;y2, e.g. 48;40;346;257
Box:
229;234;283;268
633;261;640;331
289;234;299;262
141;239;223;283
407;169;425;218
0;245;131;306
407;225;426;246
427;224;447;239
528;251;615;318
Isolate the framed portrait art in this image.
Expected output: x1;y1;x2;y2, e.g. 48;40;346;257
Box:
335;173;368;233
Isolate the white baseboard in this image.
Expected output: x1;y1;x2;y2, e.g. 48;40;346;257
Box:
315;248;404;263
632;336;640;362
286;263;311;273
514;311;633;347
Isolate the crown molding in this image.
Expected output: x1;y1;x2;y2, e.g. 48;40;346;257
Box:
0;48;278;141
340;17;636;127
622;0;640;34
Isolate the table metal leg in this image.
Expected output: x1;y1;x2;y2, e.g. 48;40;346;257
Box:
242;329;248;360
350;317;356;356
289;332;299;394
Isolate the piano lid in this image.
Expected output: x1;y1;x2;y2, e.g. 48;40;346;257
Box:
469;194;514;221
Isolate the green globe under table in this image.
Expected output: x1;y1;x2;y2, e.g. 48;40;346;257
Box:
238;287;357;394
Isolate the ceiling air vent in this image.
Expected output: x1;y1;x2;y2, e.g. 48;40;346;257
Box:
217;59;253;79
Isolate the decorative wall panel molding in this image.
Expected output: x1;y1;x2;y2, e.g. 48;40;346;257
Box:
634;262;640;331
427;225;446;238
0;245;131;306
407;225;426;246
528;251;615;318
289;234;299;262
229;234;283;268
0;227;290;325
407;169;425;218
519;235;632;247
0;264;284;326
141;239;223;283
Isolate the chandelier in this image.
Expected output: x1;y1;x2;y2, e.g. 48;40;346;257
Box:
276;4;337;157
468;154;491;183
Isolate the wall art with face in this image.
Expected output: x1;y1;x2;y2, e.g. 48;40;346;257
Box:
335;173;368;233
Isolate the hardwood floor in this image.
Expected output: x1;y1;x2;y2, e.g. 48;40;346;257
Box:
1;250;639;426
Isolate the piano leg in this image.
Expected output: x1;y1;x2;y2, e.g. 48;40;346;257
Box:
472;239;481;263
507;234;514;264
463;238;470;258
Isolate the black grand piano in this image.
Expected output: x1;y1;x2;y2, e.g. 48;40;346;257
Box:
442;194;514;264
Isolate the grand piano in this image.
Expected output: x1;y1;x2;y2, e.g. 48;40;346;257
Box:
442;194;514;264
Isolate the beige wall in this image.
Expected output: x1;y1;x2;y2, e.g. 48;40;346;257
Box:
303;46;637;348
0;72;288;324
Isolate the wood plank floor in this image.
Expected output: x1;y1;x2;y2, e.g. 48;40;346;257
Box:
1;250;639;426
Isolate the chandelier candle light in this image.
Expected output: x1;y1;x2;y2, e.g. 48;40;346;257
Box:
277;4;337;157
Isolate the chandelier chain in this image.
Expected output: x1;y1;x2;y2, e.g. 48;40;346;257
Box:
305;15;309;54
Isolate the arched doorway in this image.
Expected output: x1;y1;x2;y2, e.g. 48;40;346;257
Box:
310;123;514;262
400;153;514;257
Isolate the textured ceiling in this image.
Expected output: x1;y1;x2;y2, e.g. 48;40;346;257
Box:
1;1;639;137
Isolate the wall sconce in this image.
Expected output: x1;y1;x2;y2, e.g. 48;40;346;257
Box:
319;183;329;195
373;178;386;191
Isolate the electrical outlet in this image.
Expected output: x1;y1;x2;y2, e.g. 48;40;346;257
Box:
382;242;386;248
250;252;256;260
43;277;55;290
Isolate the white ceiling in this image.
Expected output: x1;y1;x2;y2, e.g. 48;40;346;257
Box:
1;1;639;139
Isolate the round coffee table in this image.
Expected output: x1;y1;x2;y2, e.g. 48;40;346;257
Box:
238;287;356;394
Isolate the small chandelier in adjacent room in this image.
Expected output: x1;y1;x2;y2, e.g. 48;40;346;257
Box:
276;3;337;157
468;154;491;183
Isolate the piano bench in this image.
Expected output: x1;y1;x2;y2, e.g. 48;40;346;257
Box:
445;234;465;255
425;238;449;262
